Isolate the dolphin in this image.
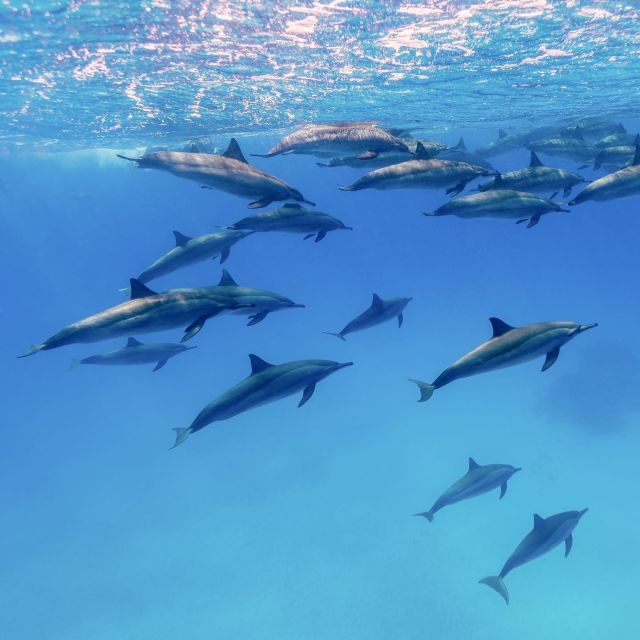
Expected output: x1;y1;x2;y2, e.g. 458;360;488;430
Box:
338;159;492;196
210;270;305;326
414;457;521;522
424;188;569;228
570;142;640;205
410;317;597;402
117;139;314;209
473;125;566;158
229;203;352;242
128;228;253;287
19;279;251;356
479;508;589;604
324;294;412;341
316;140;443;169
594;129;636;149
592;142;636;170
171;354;354;448
569;117;627;141
477;152;584;197
67;337;196;372
436;138;494;170
528;130;595;163
252;122;412;159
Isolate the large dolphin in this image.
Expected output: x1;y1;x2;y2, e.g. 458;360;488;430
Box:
117;139;314;209
569;143;640;205
252;122;412;159
436;138;494;170
229;203;352;242
414;457;521;522
528;130;595;163
338;159;492;196
171;354;354;448
477;152;584;197
410;317;597;402
479;508;588;604
424;188;568;228
19;280;251;356
68;337;196;372
324;294;412;341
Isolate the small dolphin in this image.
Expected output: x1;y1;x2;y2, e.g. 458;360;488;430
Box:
117;139;314;209
528;130;595;163
479;508;589;604
410;317;597;402
594;129;636;149
324;294;412;341
229;203;352;242
473;126;565;158
569;116;626;140
570;141;640;205
424;188;568;228
253;122;412;159
478;152;584;197
20;280;251;356
436;138;494;170
339;159;492;196
592;143;636;170
171;354;354;448
68;337;195;372
414;457;521;522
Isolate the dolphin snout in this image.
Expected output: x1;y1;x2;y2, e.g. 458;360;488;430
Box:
579;322;598;332
337;361;354;370
579;507;589;518
513;467;523;473
291;303;306;309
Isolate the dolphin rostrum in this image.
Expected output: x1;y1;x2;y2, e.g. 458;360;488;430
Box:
117;139;314;209
414;457;521;522
229;203;352;242
171;354;354;448
19;280;251;356
324;294;412;341
479;508;588;604
68;337;196;372
410;317;597;402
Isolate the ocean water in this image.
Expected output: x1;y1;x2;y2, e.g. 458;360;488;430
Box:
2;2;640;640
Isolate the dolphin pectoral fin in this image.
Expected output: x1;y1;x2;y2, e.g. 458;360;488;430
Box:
398;313;404;328
298;383;316;408
303;233;314;240
565;534;573;557
315;231;326;243
170;427;192;449
220;248;230;264
248;198;272;209
182;317;208;342
479;576;509;605
515;218;527;225
549;191;559;200
499;482;508;499
446;181;467;196
409;379;435;402
247;311;268;326
526;215;541;228
541;346;560;372
153;358;168;372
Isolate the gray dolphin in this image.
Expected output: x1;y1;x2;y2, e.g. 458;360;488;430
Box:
338;159;492;196
117;139;314;209
171;354;354;448
316;140;442;169
528;130;595;163
569;117;626;141
414;457;521;522
424;188;568;228
478;152;584;197
592;138;637;170
410;317;597;402
436;138;494;170
570;142;640;205
595;129;636;149
252;122;412;159
473;125;566;158
19;280;251;356
210;270;305;326
68;337;196;372
324;294;412;341
480;508;588;604
229;203;352;242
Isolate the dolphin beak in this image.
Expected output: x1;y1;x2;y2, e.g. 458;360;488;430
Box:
343;226;354;231
337;361;354;370
579;508;589;518
579;322;598;332
513;467;523;473
186;346;198;350
291;303;306;309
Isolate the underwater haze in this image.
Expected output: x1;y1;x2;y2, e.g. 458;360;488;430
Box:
2;2;640;640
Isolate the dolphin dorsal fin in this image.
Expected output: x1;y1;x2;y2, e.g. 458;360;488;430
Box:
570;126;585;141
372;293;384;307
173;230;192;247
130;279;158;300
415;141;432;159
249;354;273;374
489;317;514;338
493;173;505;186
218;269;238;286
533;513;545;528
617;123;627;133
283;203;302;209
498;129;508;139
529;151;544;167
455;137;467;150
222;138;248;163
126;337;142;347
468;457;480;470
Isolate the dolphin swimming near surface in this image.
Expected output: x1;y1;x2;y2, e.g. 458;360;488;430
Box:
229;203;352;242
528;129;595;163
479;508;588;604
324;294;412;340
117;139;314;209
68;337;196;372
424;187;568;228
316;140;442;169
592;138;637;170
594;129;636;149
473;125;567;158
414;457;521;522
436;138;494;171
20;280;252;356
410;317;597;402
171;354;354;448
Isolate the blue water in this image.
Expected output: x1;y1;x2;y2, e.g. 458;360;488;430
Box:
2;3;640;639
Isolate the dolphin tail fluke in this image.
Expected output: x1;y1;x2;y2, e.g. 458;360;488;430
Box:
66;358;80;373
170;427;192;449
409;379;435;402
479;576;509;604
414;511;434;522
18;343;46;358
322;331;346;341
